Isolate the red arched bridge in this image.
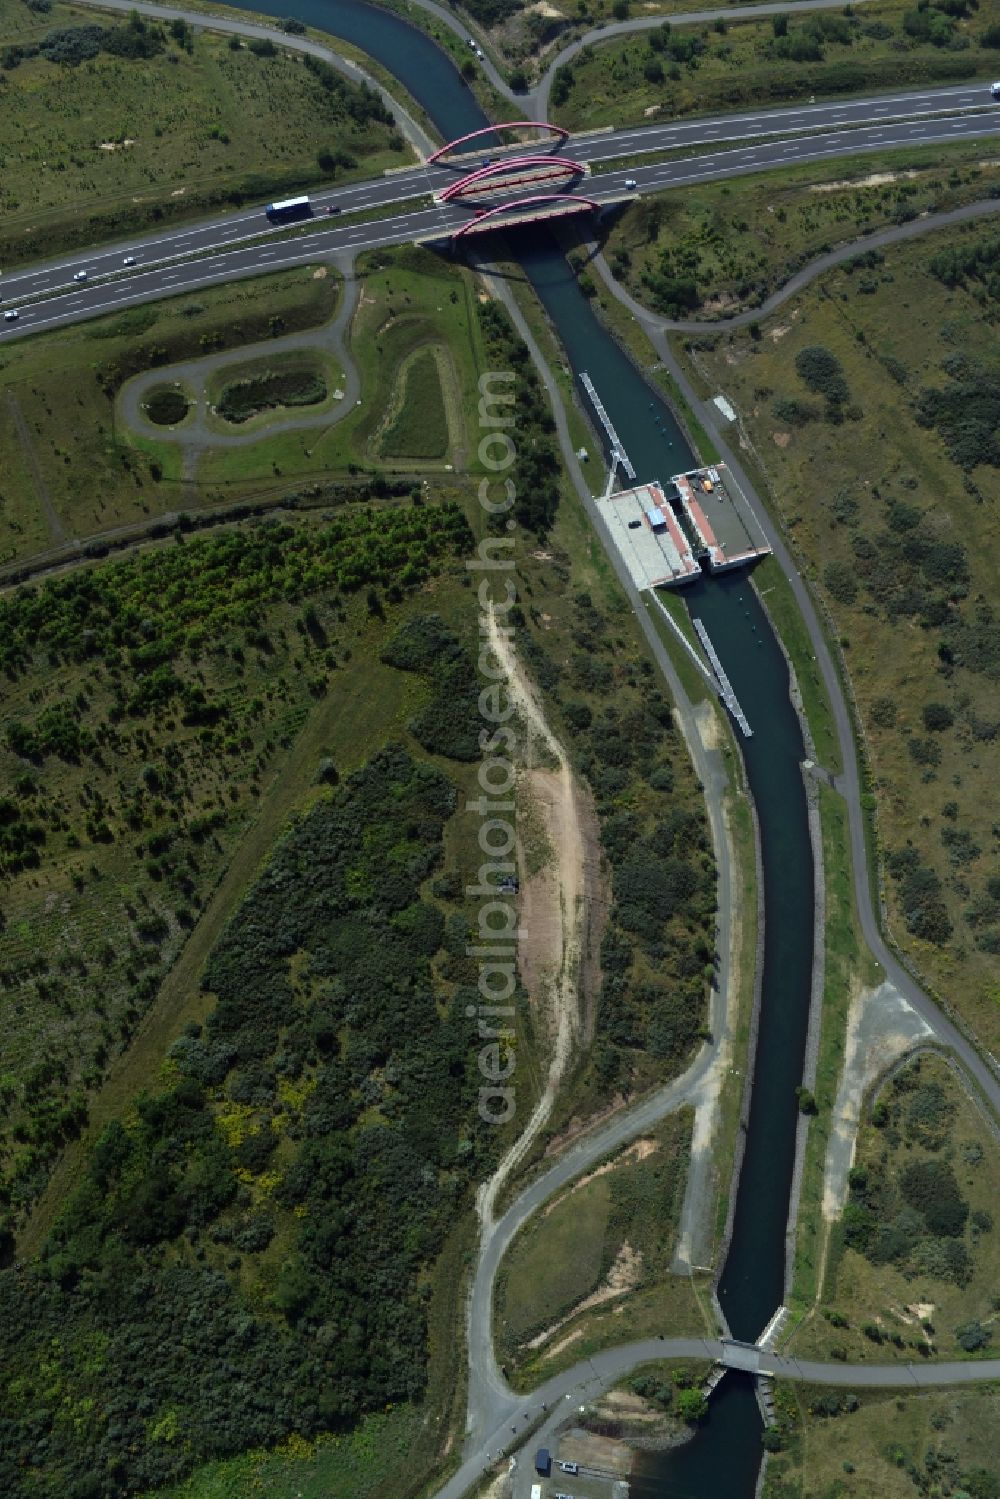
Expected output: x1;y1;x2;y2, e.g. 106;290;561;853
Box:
438;156;584;204
427;121;570;165
451;194;601;240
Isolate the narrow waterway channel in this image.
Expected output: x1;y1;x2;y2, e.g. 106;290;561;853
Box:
225;3;817;1491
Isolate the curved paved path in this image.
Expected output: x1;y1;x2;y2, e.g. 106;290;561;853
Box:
440;235;1000;1496
436;1333;1000;1499
119;256;360;448
17;6;1000;1492
589;194;1000;333
397;0;880;121
531;0;877;118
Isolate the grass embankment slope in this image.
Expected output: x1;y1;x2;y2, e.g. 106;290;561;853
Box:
790;785;882;1309
550;0;1000;131
765;1381;1000;1498
494;1111;710;1387
677;220;1000;1053
0;267;339;564
0;0;406;264
600;145;1000;321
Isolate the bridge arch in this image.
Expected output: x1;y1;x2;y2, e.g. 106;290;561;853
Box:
452;193;600;239
439;156;583;202
427;122;569;165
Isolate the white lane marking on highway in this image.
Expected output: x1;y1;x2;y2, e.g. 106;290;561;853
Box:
16;115;1000;335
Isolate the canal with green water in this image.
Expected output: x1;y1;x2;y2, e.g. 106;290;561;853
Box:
226;3;818;1490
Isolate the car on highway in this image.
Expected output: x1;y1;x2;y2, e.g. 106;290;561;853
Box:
73;270;88;282
625;177;638;189
992;80;1000;98
325;205;342;215
123;256;136;266
3;309;19;322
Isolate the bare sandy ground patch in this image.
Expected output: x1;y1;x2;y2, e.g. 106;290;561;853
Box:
559;1424;633;1474
476;607;605;1233
810;170;918;192
821;978;933;1222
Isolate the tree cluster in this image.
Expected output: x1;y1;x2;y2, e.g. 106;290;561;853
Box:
217;369;327;425
302;55;394;128
0;510;472;682
841;1063;989;1291
0;745;497;1494
2;12;169;69
380;614;481;762
915;353;1000;471
477;303;561;534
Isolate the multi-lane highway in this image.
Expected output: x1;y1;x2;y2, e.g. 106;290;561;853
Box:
2;83;1000;341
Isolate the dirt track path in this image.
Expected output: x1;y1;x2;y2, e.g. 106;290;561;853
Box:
475;606;588;1236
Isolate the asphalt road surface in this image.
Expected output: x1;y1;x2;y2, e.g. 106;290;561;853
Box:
434;1334;1000;1499
3;89;1000;340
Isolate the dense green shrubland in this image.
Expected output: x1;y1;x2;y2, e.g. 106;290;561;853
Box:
0;746;498;1495
0;509;473;1212
477;303;562;535
380;614;481;761
839;1062;989;1291
559;592;716;1088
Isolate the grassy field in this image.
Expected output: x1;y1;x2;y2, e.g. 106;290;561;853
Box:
790;785;882;1307
550;0;999;131
0;267;339;565
497;1115;701;1361
193;247;485;491
379;346;451;459
765;1381;1000;1497
677;219;1000;1054
601;143;1000;320
0;0;407;264
794;1051;1000;1363
755;558;842;774
494;1111;704;1381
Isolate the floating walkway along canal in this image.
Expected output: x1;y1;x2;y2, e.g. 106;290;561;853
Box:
581;371;637;480
222;3;819;1493
692;618;753;737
